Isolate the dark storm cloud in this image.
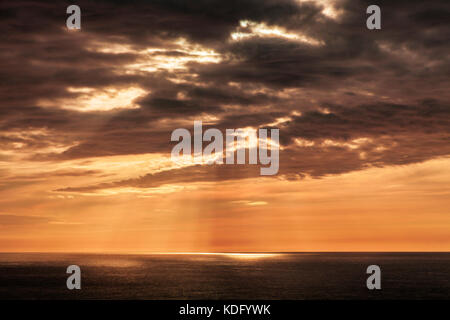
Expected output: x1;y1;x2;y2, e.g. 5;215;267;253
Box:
283;99;450;142
0;0;449;188
194;0;450;90
81;0;310;45
56;99;450;192
182;85;280;106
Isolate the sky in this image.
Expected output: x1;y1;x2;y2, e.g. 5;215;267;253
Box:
0;0;449;252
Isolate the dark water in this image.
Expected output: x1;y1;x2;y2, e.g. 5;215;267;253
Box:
0;253;449;299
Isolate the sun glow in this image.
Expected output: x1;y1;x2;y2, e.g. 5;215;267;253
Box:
297;0;343;19
231;20;323;46
38;87;147;112
87;38;222;74
159;253;280;259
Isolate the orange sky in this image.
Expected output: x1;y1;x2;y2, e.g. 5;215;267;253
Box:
1;156;449;252
1;0;449;253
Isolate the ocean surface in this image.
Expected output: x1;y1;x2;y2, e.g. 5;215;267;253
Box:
0;252;449;299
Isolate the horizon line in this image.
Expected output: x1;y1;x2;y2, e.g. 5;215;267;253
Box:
1;251;450;255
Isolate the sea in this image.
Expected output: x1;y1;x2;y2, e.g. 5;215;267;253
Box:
0;252;449;299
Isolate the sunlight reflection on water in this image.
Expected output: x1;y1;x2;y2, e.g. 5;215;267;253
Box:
159;252;281;260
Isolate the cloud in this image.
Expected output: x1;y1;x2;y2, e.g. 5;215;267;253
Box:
0;0;448;191
0;214;53;226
